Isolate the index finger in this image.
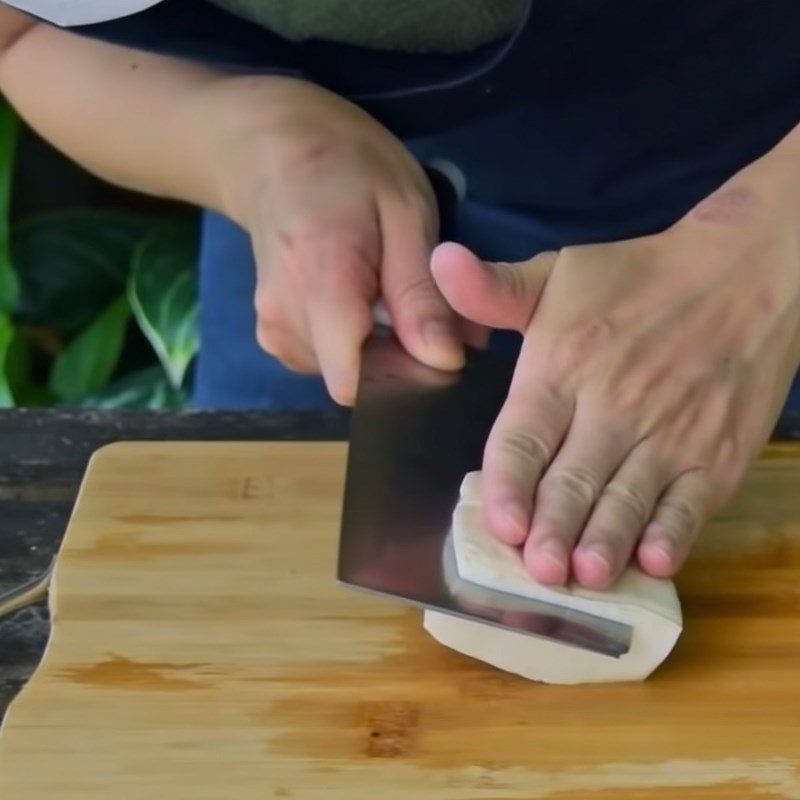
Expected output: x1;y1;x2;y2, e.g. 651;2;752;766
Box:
304;238;379;405
482;365;573;553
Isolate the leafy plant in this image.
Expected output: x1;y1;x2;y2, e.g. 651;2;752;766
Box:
0;105;200;409
0;313;13;406
81;366;186;410
129;224;200;389
0;104;19;315
13;209;153;335
49;295;131;402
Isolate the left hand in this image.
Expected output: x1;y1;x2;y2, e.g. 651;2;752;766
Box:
432;176;800;588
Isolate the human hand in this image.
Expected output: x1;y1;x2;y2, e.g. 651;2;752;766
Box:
433;179;800;588
209;76;465;404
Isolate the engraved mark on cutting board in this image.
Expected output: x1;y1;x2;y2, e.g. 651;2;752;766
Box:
57;654;212;691
240;477;270;500
360;701;420;758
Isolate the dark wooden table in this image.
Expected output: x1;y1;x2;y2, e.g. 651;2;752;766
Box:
2;406;800;725
0;408;349;723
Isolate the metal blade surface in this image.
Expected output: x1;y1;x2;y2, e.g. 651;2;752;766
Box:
338;328;632;658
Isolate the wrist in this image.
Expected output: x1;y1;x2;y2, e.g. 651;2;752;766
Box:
726;122;800;223
182;74;356;230
741;150;800;216
176;74;295;228
679;120;800;243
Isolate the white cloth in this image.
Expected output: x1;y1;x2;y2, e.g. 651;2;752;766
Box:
1;0;163;26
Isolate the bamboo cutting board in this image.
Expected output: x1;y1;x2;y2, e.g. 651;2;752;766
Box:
1;441;800;800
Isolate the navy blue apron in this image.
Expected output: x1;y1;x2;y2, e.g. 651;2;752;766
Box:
64;0;800;411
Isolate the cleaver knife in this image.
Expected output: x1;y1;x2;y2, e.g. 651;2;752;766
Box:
337;327;633;658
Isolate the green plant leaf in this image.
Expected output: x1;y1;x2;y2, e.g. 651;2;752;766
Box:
4;327;59;406
80;365;186;410
0;312;14;407
12;209;157;335
49;295;131;402
2;326;44;406
0;104;20;313
128;222;199;389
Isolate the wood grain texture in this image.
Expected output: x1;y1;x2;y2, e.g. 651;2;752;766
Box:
0;441;799;800
0;409;349;713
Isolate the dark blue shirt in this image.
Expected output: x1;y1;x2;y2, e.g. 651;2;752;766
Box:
70;0;800;240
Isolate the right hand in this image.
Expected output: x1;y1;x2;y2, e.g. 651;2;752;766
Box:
208;76;466;404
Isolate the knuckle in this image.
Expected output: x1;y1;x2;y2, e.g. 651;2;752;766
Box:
569;318;616;351
396;184;436;221
255;324;314;373
549;318;616;382
492;430;551;471
274;236;333;293
492;261;529;300
602;371;666;419
274;226;324;285
657;495;699;534
284;136;345;174
605;383;647;417
253;289;282;326
255;321;288;358
285;354;316;374
275;225;379;293
579;527;625;553
603;481;651;524
541;466;600;505
388;272;440;308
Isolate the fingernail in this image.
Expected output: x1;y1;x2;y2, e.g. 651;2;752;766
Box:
582;542;614;571
532;539;569;584
487;501;528;545
650;539;675;565
540;538;566;558
643;522;676;563
423;320;459;353
421;320;463;370
328;373;358;407
500;502;528;539
574;542;615;587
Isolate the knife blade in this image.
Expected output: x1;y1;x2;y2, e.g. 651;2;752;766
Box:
338;327;632;658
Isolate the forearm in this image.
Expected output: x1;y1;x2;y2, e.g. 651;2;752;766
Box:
0;13;241;214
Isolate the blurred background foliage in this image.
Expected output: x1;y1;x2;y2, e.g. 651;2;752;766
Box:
0;103;200;410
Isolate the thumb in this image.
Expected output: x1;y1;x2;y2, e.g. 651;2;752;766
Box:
431;242;557;333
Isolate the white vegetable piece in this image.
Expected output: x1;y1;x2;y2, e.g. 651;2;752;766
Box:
423;472;683;684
